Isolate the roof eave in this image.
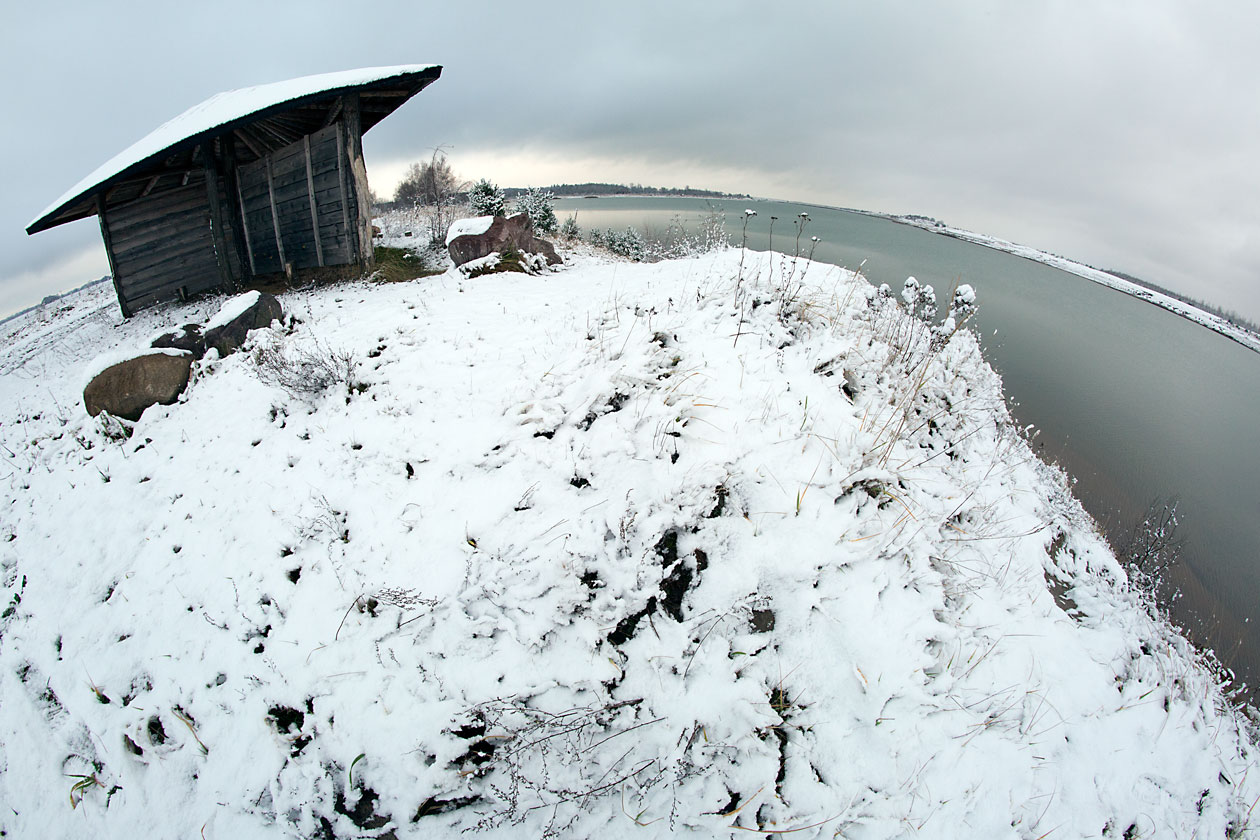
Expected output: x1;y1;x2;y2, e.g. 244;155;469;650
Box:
26;65;441;236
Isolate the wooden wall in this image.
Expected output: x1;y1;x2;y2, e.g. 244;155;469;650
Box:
236;121;358;277
99;98;372;316
101;171;229;316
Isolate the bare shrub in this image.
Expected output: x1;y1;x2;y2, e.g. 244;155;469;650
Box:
453;697;692;835
253;339;360;400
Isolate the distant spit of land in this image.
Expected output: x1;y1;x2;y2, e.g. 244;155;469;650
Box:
504;182;749;200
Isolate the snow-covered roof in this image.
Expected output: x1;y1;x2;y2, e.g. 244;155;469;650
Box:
27;64;441;235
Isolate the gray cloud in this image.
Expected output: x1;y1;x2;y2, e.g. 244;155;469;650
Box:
5;0;1259;322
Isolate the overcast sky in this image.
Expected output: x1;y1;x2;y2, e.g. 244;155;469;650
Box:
4;0;1258;323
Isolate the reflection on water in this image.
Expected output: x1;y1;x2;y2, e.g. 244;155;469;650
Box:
557;196;1260;697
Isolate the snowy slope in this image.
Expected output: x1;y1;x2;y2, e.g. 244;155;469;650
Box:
0;245;1256;839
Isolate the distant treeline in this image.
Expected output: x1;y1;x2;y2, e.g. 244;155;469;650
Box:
1105;268;1260;335
504;183;747;199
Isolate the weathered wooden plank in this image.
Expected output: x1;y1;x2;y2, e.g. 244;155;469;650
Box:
108;208;210;243
117;243;220;297
265;157;287;273
108;187;208;223
113;231;216;274
114;231;216;279
109;204;212;251
316;212;346;234
272;178;312;207
321;97;344;128
97;198;131;318
112;222;214;266
123;268;221;307
237;164;269;190
108;190;209;229
309;138;339;165
343;94;372;267
311;175;344;200
110;215;213;257
233;163;258;276
202;148;235;293
335;120;353;260
238;193;271;218
271;152;306;181
277;222;317;248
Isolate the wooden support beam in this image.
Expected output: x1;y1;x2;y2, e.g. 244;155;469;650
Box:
201;144;237;293
304;135;324;267
140;175;161;198
265;156;287;272
321;98;344;127
234;127;264;159
335;121;351;253
96;196;131;318
342;93;373;267
221;134;254;284
235;172;257;276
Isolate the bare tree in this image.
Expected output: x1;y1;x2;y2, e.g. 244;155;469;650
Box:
394;148;461;206
393;147;467;246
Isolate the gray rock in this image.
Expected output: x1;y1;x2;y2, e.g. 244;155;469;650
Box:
151;323;206;359
83;350;194;421
203;292;284;357
448;213;562;268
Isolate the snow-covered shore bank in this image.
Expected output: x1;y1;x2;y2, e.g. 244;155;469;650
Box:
1;246;1256;838
887;215;1260;355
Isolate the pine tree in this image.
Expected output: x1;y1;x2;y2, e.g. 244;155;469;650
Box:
514;188;558;235
468;179;506;218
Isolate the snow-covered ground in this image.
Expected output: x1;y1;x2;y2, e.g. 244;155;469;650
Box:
1;242;1257;838
890;216;1260;354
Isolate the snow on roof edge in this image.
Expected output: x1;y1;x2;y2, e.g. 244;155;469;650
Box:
28;64;440;233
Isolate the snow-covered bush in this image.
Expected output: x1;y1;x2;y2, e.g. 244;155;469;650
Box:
513;187;558;235
467;179;506;218
592;226;646;261
900;276;938;321
559;214;581;240
642;210;728;261
934;283;977;342
252;336;360;401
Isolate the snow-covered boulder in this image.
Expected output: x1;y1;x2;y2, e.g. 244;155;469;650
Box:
150;322;206;359
447;212;561;268
82;348;193;420
202;290;283;357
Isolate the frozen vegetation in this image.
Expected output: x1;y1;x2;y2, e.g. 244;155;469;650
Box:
0;236;1257;838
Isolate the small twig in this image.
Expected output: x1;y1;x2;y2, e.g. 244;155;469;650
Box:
334;595;363;641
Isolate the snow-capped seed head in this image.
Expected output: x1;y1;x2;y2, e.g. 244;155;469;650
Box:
901;277;921;308
745;209;757;216
921;285;938;319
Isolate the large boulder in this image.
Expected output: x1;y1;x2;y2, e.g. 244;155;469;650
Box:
151;323;206;359
202;291;283;357
447;213;562;268
83;349;194;421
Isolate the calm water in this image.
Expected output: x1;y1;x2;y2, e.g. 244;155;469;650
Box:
558;196;1260;690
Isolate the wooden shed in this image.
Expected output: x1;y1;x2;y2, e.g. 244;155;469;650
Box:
26;64;442;316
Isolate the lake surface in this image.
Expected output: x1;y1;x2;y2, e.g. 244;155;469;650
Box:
557;196;1260;693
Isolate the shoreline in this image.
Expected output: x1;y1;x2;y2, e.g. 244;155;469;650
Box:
876;212;1260;355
